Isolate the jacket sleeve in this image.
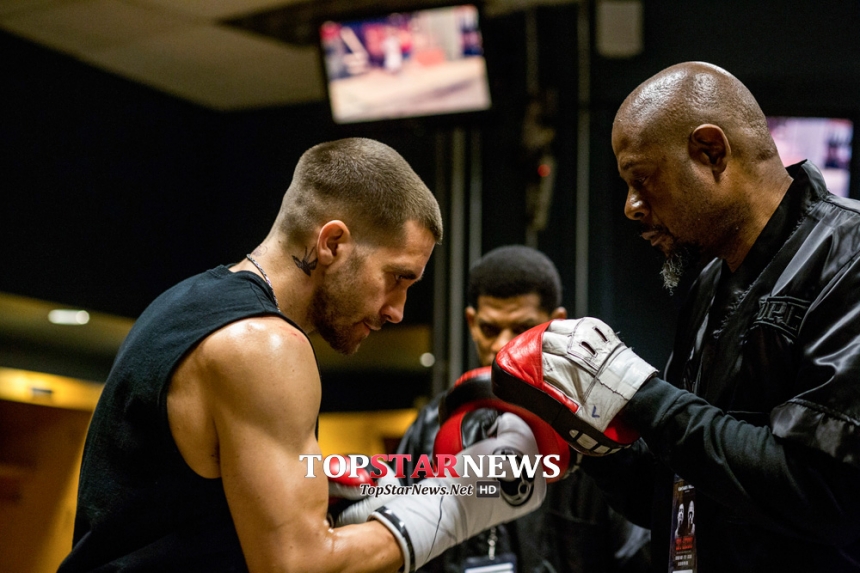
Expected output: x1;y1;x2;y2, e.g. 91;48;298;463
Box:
623;376;860;547
578;440;657;529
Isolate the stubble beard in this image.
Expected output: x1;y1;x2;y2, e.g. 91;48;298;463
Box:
658;194;747;293
309;255;369;355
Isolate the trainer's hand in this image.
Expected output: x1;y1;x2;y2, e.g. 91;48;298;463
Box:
492;318;658;456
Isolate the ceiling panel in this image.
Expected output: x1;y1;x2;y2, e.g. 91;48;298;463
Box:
0;0;325;110
85;24;324;109
0;0;190;52
132;0;307;20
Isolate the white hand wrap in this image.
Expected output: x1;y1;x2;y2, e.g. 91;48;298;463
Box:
335;464;402;527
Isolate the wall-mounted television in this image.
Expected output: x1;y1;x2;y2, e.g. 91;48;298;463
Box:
319;4;492;125
767;116;853;198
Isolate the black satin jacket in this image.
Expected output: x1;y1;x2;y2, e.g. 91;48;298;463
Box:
670;161;860;466
583;162;860;572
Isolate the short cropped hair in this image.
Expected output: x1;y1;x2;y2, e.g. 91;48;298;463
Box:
467;245;563;313
277;138;443;246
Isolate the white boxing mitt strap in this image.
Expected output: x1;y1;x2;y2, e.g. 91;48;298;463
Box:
493;318;658;456
370;413;546;572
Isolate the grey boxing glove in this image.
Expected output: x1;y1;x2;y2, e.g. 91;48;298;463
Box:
370;413;546;572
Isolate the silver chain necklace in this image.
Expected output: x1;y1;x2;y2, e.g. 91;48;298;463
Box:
245;254;281;312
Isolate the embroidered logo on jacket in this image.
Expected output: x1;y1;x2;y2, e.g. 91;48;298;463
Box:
753;296;810;340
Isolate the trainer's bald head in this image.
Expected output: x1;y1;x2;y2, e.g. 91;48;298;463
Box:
613;62;778;164
612;62;795;280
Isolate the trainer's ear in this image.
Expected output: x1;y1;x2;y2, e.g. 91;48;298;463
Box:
550;307;568;320
316;220;352;267
689;124;730;175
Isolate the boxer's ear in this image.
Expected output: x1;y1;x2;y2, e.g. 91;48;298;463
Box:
689;124;731;176
316;220;352;267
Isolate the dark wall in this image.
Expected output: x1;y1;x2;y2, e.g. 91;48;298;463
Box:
1;33;319;318
592;0;860;108
1;31;447;325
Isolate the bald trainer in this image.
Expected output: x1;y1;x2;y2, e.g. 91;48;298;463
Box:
492;62;860;571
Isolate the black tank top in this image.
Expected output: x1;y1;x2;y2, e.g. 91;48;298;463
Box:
59;266;300;572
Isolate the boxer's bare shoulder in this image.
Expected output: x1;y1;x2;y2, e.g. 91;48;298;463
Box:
168;316;320;479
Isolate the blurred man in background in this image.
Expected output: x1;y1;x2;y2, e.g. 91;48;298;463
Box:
398;244;651;573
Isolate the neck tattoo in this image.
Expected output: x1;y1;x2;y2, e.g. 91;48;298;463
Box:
292;246;318;276
245;254;281;312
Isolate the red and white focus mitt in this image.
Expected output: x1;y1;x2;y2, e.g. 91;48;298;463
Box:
435;366;573;481
492;318;658;456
